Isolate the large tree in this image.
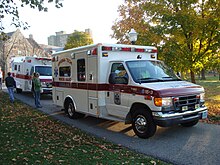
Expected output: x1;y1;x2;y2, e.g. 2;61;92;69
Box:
0;0;63;30
112;0;220;83
64;31;93;50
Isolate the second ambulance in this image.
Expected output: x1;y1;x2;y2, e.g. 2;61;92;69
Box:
11;56;52;94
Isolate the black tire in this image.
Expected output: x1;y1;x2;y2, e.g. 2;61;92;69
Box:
181;120;199;127
132;109;157;139
16;88;22;93
65;100;85;119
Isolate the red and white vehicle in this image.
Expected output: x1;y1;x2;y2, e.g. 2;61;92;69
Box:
52;43;208;138
11;56;52;94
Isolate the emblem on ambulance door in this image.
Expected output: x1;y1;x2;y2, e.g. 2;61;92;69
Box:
114;92;121;105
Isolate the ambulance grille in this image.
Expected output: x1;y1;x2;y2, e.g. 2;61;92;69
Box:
174;95;200;112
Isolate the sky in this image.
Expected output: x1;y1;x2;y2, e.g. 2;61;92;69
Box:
4;0;124;45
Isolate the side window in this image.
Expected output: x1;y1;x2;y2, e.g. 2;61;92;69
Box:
111;63;127;77
30;67;34;76
18;65;21;72
77;59;86;81
59;66;71;77
109;63;128;84
14;65;17;71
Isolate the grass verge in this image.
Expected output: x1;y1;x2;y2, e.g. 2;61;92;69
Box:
0;91;168;165
196;76;220;124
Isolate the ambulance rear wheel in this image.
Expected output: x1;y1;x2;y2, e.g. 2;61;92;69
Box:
65;100;85;119
132;109;156;138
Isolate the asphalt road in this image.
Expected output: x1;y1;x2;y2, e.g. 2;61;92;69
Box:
3;88;220;165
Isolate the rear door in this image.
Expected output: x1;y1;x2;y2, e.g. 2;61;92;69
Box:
87;55;98;116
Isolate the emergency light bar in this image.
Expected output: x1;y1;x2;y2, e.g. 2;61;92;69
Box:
35;58;51;61
120;47;132;51
24;57;51;63
101;46;157;53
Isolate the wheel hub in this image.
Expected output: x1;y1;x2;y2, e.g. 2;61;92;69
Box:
135;115;147;133
68;104;74;116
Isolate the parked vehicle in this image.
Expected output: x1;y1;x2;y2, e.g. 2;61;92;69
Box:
11;56;52;94
52;43;208;138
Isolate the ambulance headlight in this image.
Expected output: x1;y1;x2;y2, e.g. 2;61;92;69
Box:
41;82;46;86
200;93;205;101
154;97;173;107
199;93;205;106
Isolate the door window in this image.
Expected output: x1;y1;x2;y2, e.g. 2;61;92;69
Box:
109;63;128;84
77;59;86;81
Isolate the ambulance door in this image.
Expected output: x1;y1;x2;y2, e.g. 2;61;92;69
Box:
106;62;129;119
76;58;88;113
87;55;98;116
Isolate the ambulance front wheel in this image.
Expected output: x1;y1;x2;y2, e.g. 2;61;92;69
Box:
65;100;85;119
132;109;156;138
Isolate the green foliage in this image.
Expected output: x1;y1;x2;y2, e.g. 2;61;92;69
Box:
64;30;93;50
112;0;220;82
0;0;63;30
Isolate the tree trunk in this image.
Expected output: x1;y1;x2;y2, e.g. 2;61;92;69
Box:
201;69;206;80
190;69;196;83
2;64;6;82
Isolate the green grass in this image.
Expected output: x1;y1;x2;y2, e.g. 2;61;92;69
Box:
196;76;220;124
0;91;168;165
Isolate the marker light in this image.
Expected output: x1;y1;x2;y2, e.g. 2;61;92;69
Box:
151;49;158;53
102;46;112;51
121;47;131;51
92;48;97;55
146;49;158;53
135;48;145;52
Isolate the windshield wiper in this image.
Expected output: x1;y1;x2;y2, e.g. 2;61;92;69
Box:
161;77;182;81
137;77;164;82
162;76;173;79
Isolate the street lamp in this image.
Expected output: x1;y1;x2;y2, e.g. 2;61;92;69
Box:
128;28;138;45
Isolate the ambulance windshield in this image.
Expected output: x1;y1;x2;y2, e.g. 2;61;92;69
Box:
35;66;52;76
126;60;181;83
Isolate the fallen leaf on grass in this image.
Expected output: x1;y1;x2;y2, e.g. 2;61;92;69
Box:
150;160;157;165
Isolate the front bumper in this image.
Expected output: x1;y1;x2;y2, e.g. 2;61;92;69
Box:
42;88;52;94
152;107;208;127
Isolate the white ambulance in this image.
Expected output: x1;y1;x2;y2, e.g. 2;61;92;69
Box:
52;43;208;138
11;56;52;94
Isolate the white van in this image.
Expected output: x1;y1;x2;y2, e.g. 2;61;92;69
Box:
52;43;208;138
